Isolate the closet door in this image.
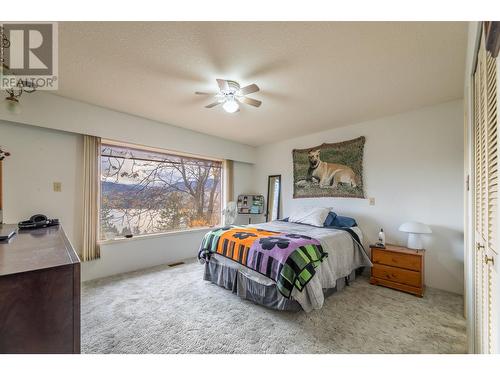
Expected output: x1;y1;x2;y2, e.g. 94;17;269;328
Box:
473;28;499;354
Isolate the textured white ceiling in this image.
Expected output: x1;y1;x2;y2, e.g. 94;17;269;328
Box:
57;22;467;146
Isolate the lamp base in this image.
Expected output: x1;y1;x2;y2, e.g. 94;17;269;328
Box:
407;233;423;250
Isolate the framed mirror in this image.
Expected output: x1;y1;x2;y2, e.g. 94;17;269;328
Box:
266;175;281;222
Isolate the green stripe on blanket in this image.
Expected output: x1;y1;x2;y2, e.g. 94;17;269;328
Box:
276;245;326;298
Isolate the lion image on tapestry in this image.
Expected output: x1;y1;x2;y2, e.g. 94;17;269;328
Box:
293;136;365;198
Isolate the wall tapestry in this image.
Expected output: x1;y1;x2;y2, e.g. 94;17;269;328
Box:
292;136;365;199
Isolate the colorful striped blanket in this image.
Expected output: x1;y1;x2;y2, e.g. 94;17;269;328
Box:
199;226;327;298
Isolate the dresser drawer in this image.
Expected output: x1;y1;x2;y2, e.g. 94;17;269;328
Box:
372;248;421;271
371;264;421;287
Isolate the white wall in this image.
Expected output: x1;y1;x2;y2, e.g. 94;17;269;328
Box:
254;100;464;294
0;121;84;251
0;120;256;281
233;161;266;225
0;92;256;164
82;229;211;281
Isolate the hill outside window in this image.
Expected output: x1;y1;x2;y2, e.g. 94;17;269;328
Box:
100;141;223;240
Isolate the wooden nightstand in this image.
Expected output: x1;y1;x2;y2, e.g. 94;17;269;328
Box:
369;244;425;297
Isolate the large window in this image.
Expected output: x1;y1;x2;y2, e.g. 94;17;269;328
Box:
100;141;222;240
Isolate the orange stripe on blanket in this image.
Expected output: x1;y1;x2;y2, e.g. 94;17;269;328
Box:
242;246;249;265
216;227;280;260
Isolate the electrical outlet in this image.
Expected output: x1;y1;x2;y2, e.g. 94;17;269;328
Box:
53;182;62;192
368;197;375;206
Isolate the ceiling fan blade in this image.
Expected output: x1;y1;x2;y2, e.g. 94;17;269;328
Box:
205;102;221;108
239;84;260;95
195;91;215;95
239;97;262;108
216;79;229;92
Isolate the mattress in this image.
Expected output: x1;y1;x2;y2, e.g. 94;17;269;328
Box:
204;221;372;312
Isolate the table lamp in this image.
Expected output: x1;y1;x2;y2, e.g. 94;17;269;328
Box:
398;221;432;250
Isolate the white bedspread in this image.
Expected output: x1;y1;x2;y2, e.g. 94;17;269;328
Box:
214;221;372;312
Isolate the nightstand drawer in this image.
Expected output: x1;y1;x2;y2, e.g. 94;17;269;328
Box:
372;248;421;271
371;264;421;287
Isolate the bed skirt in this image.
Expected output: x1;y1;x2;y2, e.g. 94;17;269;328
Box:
203;256;361;311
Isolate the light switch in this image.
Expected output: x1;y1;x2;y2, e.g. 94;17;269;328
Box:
369;197;375;206
53;182;62;192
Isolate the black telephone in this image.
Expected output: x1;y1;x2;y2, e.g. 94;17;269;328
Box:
18;214;60;230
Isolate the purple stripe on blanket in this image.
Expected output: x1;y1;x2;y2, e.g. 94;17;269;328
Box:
246;234;321;276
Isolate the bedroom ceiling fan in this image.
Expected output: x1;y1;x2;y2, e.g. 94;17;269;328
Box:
195;79;262;113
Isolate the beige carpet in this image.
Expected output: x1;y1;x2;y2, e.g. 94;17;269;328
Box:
82;260;466;354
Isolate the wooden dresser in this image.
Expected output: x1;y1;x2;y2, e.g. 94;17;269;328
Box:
0;224;81;353
369;244;425;297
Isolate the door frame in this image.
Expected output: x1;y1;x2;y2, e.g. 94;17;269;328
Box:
464;21;482;354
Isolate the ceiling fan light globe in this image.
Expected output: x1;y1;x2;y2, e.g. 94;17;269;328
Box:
223;100;239;113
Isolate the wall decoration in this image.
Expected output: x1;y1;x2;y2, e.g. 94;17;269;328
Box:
292;136;365;199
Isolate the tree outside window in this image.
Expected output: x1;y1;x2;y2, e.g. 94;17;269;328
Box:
100;143;222;240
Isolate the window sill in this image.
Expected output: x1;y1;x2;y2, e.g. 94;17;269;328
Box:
98;226;214;246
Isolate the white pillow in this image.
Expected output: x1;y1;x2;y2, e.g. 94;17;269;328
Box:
288;207;331;227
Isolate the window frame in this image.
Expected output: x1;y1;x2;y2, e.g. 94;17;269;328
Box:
98;139;224;242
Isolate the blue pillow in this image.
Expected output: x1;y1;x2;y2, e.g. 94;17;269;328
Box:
323;212;337;226
324;212;357;228
332;215;357;228
283;212;357;228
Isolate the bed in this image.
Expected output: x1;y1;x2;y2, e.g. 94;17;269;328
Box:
199;220;372;312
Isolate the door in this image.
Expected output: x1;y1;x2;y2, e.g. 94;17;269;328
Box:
472;27;499;354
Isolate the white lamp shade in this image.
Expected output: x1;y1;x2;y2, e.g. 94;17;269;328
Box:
399;221;431;250
398;221;432;234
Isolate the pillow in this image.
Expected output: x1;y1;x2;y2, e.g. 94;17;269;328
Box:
324;213;357;228
323;211;338;227
288;207;331;227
